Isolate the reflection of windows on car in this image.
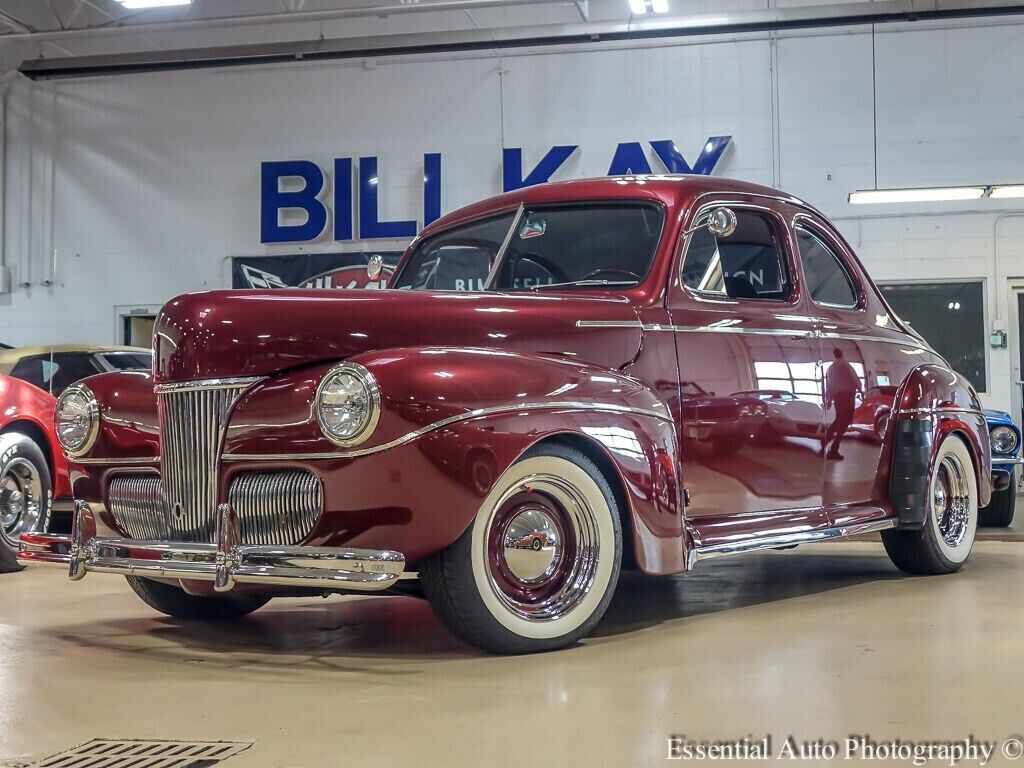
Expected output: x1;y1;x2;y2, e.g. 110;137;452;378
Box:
682;211;789;301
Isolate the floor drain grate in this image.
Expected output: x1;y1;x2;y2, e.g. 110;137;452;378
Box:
20;739;253;768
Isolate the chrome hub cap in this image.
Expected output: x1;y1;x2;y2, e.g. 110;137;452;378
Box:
485;473;600;623
934;454;970;548
503;506;560;582
0;458;43;545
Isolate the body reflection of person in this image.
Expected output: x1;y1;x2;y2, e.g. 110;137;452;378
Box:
822;348;862;460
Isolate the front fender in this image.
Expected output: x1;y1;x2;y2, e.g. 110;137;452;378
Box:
221;347;682;572
222;347;670;457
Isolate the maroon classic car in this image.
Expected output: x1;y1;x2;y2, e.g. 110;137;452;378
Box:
20;176;991;654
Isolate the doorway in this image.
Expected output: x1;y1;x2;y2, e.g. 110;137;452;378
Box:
114;305;161;347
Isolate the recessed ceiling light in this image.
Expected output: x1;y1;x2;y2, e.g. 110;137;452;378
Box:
650;0;670;12
848;187;986;204
628;0;648;15
990;185;1024;199
117;0;192;9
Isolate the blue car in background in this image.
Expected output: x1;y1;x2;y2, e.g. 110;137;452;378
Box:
982;409;1023;527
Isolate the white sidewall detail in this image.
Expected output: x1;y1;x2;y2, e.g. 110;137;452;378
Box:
470;455;617;640
930;436;978;564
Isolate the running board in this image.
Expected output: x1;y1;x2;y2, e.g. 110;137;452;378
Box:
687;518;898;570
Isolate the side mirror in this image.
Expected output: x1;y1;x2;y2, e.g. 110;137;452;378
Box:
707;207;738;238
682;207;739;238
367;254;384;281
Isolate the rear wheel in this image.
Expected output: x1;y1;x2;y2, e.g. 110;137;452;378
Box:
126;576;270;620
0;432;52;569
979;483;1016;528
420;443;622;654
883;434;978;575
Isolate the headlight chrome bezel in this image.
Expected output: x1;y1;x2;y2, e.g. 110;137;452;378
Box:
315;362;381;448
54;383;100;458
990;424;1019;455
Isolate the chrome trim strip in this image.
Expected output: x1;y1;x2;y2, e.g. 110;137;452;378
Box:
223;400;674;462
577;319;934;353
575;320;644;329
992;456;1024;466
153;376;263;394
71;456;159;465
688;518;898;569
897;406;985;418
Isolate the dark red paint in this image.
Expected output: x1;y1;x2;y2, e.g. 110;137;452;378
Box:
68;176;989;584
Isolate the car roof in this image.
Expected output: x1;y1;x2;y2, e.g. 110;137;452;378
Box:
417;175;808;239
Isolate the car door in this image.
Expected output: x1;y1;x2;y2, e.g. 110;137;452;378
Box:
669;196;826;526
792;213;895;517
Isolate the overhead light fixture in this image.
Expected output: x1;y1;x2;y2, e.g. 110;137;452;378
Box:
628;0;648;14
117;0;192;9
650;0;670;12
848;186;986;204
991;185;1024;199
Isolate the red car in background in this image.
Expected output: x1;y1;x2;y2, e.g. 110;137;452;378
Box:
0;345;151;565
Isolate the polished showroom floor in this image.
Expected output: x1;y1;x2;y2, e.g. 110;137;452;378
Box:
2;538;1023;767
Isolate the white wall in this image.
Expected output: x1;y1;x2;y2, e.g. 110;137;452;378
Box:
2;15;1024;412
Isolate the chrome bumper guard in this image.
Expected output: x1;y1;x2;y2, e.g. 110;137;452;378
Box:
18;501;405;592
991;455;1024;466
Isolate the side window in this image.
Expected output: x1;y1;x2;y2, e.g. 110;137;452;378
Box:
681;210;790;301
795;227;859;308
8;356;50;390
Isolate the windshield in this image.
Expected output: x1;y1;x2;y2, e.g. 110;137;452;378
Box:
392;203;664;292
98;352;153;371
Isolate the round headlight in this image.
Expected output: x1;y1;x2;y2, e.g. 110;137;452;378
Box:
315;363;380;447
990;425;1018;454
55;384;100;457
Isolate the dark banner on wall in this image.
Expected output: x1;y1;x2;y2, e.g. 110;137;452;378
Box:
231;251;403;290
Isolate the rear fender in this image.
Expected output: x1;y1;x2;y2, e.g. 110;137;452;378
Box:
891;364;991;527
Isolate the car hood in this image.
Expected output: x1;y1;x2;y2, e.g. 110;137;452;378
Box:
153;289;643;382
984;409;1014;426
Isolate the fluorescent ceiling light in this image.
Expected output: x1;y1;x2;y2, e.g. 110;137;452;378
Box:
117;0;191;9
848;187;986;204
628;0;648;15
991;185;1024;199
650;0;670;12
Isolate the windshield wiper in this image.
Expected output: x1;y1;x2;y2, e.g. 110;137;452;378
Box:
528;279;637;291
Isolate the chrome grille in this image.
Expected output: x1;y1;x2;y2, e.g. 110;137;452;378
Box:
229;471;323;546
107;469;322;546
157;379;254;542
107;473;167;540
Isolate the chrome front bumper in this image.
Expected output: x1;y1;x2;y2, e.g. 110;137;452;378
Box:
18;501;405;592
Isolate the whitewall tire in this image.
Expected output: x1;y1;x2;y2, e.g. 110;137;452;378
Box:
883;434;978;575
421;443;622;654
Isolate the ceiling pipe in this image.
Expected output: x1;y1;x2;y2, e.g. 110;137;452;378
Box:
0;0;574;42
18;0;1024;80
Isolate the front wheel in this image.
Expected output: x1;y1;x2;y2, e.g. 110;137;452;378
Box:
0;432;53;568
883;434;978;575
126;576;270;620
420;443;622;654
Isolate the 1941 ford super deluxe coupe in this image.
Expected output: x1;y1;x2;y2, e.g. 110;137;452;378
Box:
20;176;992;654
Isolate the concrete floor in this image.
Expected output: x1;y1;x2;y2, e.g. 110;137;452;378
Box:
2;541;1023;767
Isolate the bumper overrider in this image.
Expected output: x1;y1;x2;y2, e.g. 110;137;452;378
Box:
18;501;406;592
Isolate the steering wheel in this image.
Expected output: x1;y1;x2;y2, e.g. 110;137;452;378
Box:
580;267;643;283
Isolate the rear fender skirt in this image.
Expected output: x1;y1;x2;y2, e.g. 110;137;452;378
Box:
892;364;992;526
